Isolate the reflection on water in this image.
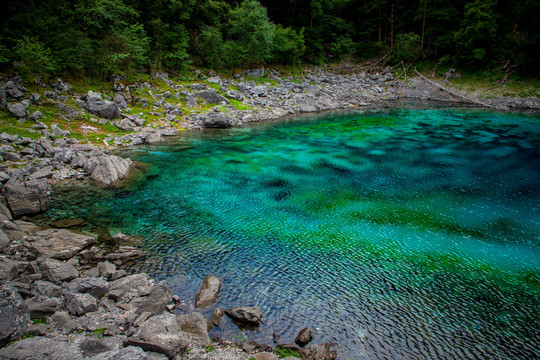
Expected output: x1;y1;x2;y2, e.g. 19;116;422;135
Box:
46;109;540;359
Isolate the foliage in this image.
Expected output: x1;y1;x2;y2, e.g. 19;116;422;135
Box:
0;0;538;75
274;346;301;358
14;37;56;75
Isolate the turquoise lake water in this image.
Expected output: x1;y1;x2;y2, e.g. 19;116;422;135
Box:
47;108;540;359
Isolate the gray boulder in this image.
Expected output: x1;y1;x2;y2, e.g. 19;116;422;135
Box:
25;229;95;260
4;178;51;217
38;257;79;283
65;292;98;316
67;277;109;298
136;281;172;316
0;228;9;252
245;68;265;77
5;81;25;100
109;273;154;302
113;93;128;109
224;306;263;325
195;274;222;308
84;154;133;186
26;295;61;318
92;346;149;360
176;312;210;346
0;258;28;282
125;314;189;358
195;89;230;105
201;113;238;128
0;285;30;347
32;280;63;298
252;85;268;97
27;110;44;122
84;91;122;119
7;100;30;118
0;336;85;360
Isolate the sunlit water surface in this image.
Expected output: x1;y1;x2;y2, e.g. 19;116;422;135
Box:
46;109;540;359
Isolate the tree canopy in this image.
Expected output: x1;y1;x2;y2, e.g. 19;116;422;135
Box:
0;0;537;76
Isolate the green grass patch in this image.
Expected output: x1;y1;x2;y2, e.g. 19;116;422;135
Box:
31;318;47;324
228;98;253;111
274;346;301;358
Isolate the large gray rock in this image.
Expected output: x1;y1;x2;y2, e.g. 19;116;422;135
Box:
67;277;109;298
0;258;28;282
26;296;61;318
32;280;63;298
65;292;98;315
4;179;51;217
7;100;30;118
136;281;172;316
0;336;85;360
201;113;238;128
84;155;133;186
84;91;122;119
224;307;263;325
195;274;222;308
25;229;95;260
38;257;79;283
109;273;154;302
0;228;9;252
5;81;25;100
194;90;230;105
0;285;30;347
92;346;148;360
125;314;189;358
113;93;128;109
176;312;210;346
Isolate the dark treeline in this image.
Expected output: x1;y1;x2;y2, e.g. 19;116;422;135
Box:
0;0;538;77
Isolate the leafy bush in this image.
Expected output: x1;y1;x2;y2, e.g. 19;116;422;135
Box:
15;37;56;75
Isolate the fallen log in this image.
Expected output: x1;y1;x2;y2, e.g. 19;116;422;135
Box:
413;68;496;109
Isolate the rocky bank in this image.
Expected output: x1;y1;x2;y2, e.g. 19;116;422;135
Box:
0;67;538;360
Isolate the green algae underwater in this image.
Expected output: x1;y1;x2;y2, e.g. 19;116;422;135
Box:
46;108;540;359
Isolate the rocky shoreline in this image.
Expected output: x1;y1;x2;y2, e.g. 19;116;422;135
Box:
0;67;539;360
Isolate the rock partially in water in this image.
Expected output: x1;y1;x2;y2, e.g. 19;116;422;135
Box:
224;306;263;325
136;281;172;316
299;343;337;360
176;312;210;346
125;314;189;358
4;178;51;217
294;327;313;347
84;154;133;187
195;274;222;309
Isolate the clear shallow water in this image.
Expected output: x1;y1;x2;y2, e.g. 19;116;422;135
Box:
47;109;540;359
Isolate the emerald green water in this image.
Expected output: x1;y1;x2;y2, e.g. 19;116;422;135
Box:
48;109;539;359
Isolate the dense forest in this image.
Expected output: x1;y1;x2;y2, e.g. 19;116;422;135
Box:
1;0;538;77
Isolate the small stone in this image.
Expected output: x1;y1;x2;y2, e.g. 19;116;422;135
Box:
294;327;313;346
212;307;224;327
